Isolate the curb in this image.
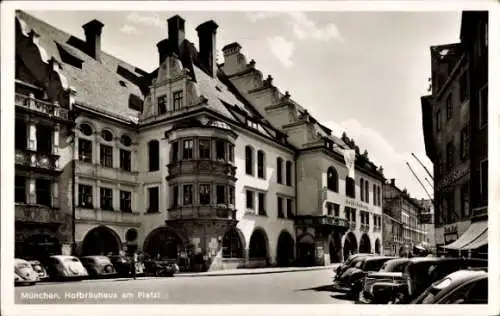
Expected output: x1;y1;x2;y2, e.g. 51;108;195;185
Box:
175;265;337;277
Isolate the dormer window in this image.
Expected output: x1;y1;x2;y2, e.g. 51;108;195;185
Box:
246;119;259;130
157;94;167;115
173;91;183;110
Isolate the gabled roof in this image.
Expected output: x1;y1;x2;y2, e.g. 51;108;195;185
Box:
16;10;147;123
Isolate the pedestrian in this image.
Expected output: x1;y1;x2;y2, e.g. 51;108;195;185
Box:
131;251;137;280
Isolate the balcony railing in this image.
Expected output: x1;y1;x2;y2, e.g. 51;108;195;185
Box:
75;208;141;224
167;160;237;180
360;223;370;232
15;204;63;224
15;93;69;120
15;149;59;171
167;205;237;221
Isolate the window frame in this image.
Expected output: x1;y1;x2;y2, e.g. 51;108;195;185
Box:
78;184;93;209
119;190;132;212
198;138;211;160
199;183;211;205
246;190;255;210
100;187;113;211
35;178;52;206
257;192;266;216
148;140;160;172
78;138;93;163
173;90;183;110
277;157;283;184
245;146;254;176
182;138;194;160
147;186;159;213
183;184;193;206
157;94;167;115
216;184;227;205
285;161;292;186
100;144;113;168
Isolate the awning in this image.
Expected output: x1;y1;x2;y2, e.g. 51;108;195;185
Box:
442;221;487;250
461;229;488;250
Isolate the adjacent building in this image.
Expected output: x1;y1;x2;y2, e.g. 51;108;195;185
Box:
421;11;488;258
14;11;384;270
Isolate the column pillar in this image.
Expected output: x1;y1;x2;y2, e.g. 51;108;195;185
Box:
53;123;60;155
27;119;37;151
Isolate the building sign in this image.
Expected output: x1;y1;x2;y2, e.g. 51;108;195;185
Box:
345;198;372;212
437;164;469;189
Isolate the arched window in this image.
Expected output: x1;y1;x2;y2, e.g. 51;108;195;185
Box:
327;167;338;192
277;157;283;184
346;177;355;198
120;135;132;147
365;181;369;203
257;150;265;179
148;140;160;171
285;161;293;186
222;229;243;258
79;123;93;136
360;178;364;201
245;145;254;175
101;130;113;142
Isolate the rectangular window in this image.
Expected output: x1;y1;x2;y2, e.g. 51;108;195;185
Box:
460;124;470;161
183;184;193;205
100;144;113;168
277;196;284;218
171;185;179;208
344;207;350;222
157;94;167;115
36;179;51;206
436;110;442;132
459;71;469;102
246;190;254;210
446;141;454;171
149;141;159;171
373;184;376;205
171;142;179;162
148;187;159;213
480;160;488;201
480;85;488;127
120;149;131;171
446;94;453;120
277;158;283;184
333;203;339;217
78;139;92;163
258;192;266;216
199;184;211;205
78;184;93;208
257;151;265;179
215;140;226;161
120;190;132;212
36;125;52;154
285;161;292;186
100;187;113;210
287;199;293;218
199;139;210;159
229;186;235;205
326;203;333;216
228;145;234;162
173;91;183;110
15;120;27;150
216;185;226;204
15;176;26;203
365;182;369;204
183;139;193;160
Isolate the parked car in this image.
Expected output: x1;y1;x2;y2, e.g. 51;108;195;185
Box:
28;260;49;281
109;254;145;278
412;270;488;304
391;257;488;304
15;258;39;286
334;253;374;279
358;257;411;304
80;256;116;278
333;256;396;297
144;259;179;277
46;255;88;280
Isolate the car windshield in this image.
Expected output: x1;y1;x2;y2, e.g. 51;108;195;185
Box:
380;260;408;272
16;263;30;269
64;258;79;263
420;286;442;304
98;258;111;264
363;259;389;271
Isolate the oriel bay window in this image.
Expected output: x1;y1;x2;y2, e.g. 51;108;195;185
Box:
216;140;226;161
36;125;52;153
36;179;51;206
183;184;193;205
79;139;92;163
78;184;93;208
171;141;179;162
171;185;179;208
228;145;234;162
15;176;26;203
199;139;210;159
100;188;113;210
183;139;193;160
216;185;227;204
120;190;132;212
199;184;211;205
229;186;235;205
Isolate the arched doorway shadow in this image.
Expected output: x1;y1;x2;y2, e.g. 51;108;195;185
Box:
375;238;381;254
143;227;184;260
359;233;371;253
329;232;342;263
276;230;295;267
297;234;315;267
248;228;269;266
222;227;245;259
343;232;358;261
81;226;121;256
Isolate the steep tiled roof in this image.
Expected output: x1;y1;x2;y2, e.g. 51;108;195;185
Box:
16;10;146;123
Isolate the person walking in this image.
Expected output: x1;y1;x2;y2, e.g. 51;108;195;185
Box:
130;251;137;280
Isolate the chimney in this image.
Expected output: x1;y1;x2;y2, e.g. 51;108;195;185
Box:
167;15;185;55
196;20;219;77
156;39;169;64
82;19;104;61
390;178;395;186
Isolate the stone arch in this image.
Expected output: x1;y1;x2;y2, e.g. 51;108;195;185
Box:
248;227;269;260
296;233;315;266
276;230;295;267
375;238;381;254
77;121;96;136
343;232;358;260
143;226;185;260
222;227;245;258
81;225;122;256
359;233;371;254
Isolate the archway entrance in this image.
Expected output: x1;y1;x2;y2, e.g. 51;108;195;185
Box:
81;226;121;256
248;229;269;262
222;228;244;258
297;234;315;266
375;238;381;254
276;230;294;267
359;233;371;253
143;227;183;260
343;232;358;260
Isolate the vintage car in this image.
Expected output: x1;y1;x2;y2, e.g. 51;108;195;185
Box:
333;256;396;297
334;253;374;279
391;257;488;304
412;269;488;304
144;259;180;277
15;258;39;286
46;255;88;280
358;257;411;304
80;256;116;278
28;260;50;281
109;254;145;278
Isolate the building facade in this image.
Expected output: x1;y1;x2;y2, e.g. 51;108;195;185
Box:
421;11;488;258
14;11;384;270
382;179;428;256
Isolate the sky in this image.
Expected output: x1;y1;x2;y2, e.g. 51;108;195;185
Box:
27;9;462;199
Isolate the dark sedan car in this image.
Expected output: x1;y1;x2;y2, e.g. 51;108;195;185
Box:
412;270;488;304
359;257;411;304
333;256;396;297
80;256;116;278
334;253;374;279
